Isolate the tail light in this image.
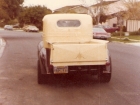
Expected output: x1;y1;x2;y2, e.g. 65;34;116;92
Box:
106;58;110;66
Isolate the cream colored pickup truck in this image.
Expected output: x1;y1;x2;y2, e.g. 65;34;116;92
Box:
37;14;112;84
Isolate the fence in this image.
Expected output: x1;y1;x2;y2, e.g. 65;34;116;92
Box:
126;20;140;32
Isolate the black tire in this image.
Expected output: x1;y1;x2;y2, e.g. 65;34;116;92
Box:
37;60;45;84
98;57;112;83
37;50;39;59
100;72;111;83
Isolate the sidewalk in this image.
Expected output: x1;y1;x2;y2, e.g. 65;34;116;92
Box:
0;28;4;30
127;43;140;46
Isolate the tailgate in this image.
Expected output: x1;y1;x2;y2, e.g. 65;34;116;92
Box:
50;43;108;66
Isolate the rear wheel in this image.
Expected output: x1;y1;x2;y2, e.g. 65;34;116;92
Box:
98;66;111;83
37;60;45;84
98;57;112;83
99;71;111;83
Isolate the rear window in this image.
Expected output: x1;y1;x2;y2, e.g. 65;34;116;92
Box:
57;20;81;27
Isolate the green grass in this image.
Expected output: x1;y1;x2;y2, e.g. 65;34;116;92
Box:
109;35;140;43
128;35;140;40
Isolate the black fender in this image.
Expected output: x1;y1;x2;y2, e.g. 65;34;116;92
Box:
38;41;47;74
38;41;53;74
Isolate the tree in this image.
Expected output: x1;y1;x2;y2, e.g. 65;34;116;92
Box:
122;0;140;20
79;0;109;24
0;0;24;26
0;0;9;20
3;0;24;20
18;5;52;30
99;14;108;23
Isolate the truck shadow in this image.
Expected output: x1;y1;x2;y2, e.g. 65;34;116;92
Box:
39;73;104;88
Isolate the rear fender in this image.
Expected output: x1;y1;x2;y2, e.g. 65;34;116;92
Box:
39;47;47;74
104;56;112;74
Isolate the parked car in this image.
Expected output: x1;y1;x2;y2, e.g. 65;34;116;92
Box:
94;25;120;33
23;25;39;32
93;27;111;40
103;26;120;33
4;25;13;30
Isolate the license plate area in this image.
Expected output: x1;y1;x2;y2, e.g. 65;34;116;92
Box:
53;66;68;74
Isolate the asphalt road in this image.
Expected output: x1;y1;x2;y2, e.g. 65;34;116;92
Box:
0;30;140;105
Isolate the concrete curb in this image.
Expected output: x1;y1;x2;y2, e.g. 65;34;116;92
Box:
0;38;6;58
111;41;140;47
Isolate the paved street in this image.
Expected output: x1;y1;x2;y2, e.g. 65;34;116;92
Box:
0;30;140;105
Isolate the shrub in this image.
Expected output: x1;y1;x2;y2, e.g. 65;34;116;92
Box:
129;31;140;35
112;30;140;36
112;32;125;36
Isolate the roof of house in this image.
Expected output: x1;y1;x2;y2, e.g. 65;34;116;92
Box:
92;0;119;7
53;0;127;16
104;1;127;15
54;5;88;13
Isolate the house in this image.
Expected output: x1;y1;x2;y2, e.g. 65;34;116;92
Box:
90;0;127;27
126;20;140;32
88;0;140;32
53;1;123;27
54;5;88;14
53;0;140;32
123;1;140;32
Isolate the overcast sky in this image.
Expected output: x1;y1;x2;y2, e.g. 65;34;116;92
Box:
23;0;96;11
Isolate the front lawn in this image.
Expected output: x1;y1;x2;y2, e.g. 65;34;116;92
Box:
109;32;140;43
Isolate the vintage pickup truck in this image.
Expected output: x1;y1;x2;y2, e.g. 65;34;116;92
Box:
37;14;112;84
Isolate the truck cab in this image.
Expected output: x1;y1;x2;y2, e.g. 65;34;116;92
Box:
37;14;112;84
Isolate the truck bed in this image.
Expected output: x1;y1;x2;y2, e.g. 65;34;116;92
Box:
50;40;108;66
